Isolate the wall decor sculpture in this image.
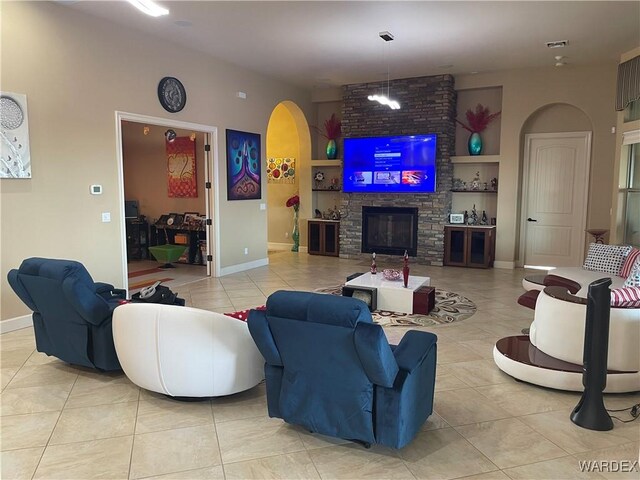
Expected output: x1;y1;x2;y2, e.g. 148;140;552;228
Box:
267;157;295;183
0;92;31;178
167;136;197;198
226;129;261;200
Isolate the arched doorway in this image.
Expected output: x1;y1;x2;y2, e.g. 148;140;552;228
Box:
265;101;312;252
518;103;593;267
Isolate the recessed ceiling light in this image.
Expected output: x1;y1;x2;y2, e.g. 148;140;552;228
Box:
470;71;479;75
546;40;568;48
438;64;454;69
174;20;192;27
126;0;169;17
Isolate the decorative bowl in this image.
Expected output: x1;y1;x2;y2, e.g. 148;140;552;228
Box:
382;269;402;281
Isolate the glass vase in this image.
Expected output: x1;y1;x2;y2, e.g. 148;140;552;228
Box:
326;139;337;159
468;132;483;155
291;207;300;252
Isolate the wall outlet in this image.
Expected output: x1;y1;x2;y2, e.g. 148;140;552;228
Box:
244;247;248;255
101;212;111;223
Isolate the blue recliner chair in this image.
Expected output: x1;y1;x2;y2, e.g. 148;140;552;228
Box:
7;258;125;371
248;290;437;449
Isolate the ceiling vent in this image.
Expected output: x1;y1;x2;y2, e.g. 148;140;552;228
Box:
546;40;568;49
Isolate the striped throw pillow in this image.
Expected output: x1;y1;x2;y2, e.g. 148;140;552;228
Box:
623;261;640;288
611;287;640;308
620;247;640;278
582;243;632;275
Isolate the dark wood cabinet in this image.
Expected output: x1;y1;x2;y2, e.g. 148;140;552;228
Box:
308;220;339;256
444;225;495;268
126;219;149;261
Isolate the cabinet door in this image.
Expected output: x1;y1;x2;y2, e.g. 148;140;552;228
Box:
323;223;339;256
467;229;489;267
308;222;322;255
444;227;467;266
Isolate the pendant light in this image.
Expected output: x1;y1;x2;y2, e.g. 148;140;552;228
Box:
368;31;401;110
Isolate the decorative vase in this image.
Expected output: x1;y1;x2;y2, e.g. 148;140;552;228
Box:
291;206;300;252
468;132;483;155
326;139;337;159
402;250;410;288
371;252;377;274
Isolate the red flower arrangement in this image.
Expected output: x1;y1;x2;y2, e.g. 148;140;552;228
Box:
286;194;300;209
315;114;342;140
456;104;501;133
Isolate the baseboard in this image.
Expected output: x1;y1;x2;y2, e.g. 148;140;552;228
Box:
268;242;291;251
220;257;269;276
0;315;32;334
268;243;308;254
494;261;515;269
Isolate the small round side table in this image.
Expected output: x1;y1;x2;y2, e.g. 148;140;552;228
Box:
586;229;608;244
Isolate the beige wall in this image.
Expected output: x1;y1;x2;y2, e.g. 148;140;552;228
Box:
1;2;312;320
455;63;618;266
123;123;206;221
266;104;300;247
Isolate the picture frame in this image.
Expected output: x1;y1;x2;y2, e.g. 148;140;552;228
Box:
226;129;261;200
449;213;464;224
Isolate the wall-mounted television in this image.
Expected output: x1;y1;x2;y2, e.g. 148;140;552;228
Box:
342;134;437;193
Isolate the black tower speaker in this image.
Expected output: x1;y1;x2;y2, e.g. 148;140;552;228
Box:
570;277;614;431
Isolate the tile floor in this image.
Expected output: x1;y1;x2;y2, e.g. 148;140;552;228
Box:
1;252;639;479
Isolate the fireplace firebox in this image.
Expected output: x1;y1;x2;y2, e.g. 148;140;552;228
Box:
362;206;419;256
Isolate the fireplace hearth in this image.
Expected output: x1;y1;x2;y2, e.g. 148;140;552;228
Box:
362;206;418;256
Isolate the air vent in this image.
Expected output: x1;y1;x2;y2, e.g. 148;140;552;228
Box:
546;40;568;48
379;31;394;42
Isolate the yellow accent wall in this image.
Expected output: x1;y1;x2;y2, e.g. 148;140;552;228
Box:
266;104;300;247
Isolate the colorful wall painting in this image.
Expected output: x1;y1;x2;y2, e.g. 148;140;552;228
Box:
267;157;296;183
226;129;261;200
167;136;197;198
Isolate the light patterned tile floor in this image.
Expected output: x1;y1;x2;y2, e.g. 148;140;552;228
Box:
2;252;639;479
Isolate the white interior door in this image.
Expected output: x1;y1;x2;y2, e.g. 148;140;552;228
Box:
523;132;591;267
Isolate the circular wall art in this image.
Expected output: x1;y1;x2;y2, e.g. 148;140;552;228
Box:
157;77;186;113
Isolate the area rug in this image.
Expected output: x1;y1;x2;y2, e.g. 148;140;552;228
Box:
314;285;477;327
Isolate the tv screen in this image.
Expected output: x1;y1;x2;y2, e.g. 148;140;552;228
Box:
342;134;437;193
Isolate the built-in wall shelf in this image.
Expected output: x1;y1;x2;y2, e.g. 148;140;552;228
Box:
450;190;498;194
451;155;502;164
311;159;342;167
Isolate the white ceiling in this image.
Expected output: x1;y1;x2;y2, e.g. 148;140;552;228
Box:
62;1;640;89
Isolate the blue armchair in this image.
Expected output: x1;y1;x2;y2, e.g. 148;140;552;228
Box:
7;258;125;371
248;290;437;449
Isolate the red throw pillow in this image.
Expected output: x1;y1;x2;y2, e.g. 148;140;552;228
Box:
225;305;266;321
620;247;640;278
611;287;640;308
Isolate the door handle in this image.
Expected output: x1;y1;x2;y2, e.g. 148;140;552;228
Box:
527;218;538;222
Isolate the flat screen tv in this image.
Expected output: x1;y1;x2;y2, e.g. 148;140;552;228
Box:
342;134;437;193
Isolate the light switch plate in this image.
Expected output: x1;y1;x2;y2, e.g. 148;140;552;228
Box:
101;212;111;223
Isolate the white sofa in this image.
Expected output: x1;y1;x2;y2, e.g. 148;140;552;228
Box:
113;303;264;397
495;267;640;393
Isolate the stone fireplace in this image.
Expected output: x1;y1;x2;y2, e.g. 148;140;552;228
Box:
362;206;418;256
339;74;456;265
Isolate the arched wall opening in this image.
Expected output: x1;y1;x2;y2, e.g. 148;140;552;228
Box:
266;101;312;251
516;102;593;263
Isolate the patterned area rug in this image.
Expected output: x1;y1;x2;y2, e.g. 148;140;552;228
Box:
314;285;477;327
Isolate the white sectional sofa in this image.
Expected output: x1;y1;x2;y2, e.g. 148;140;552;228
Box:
495;266;640;393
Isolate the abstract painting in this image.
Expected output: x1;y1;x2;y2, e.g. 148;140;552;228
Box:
167;136;197;197
0;92;31;179
267;157;296;183
226;129;261;200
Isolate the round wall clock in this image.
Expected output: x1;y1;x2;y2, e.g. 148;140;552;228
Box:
157;77;186;113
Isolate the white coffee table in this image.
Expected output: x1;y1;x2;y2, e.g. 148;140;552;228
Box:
345;272;430;314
